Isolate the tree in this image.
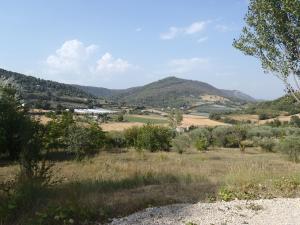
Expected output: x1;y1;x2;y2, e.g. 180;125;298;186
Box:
234;0;300;102
0;86;42;160
0;85;45;180
168;109;183;129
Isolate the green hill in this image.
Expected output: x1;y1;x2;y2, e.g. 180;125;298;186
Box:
77;76;256;108
0;68;104;109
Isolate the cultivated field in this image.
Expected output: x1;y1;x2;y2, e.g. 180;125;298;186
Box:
180;114;228;128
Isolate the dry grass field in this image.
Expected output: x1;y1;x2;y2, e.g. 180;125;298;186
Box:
259;113;300;125
228;114;260;122
100;122;144;131
2;148;300;223
180;114;228;128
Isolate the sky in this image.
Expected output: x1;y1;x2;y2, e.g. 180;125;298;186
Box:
0;0;285;99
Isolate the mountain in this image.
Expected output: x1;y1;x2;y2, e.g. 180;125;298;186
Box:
76;76;256;108
0;68;255;109
0;68;103;109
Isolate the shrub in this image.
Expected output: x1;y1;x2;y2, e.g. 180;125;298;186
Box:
172;134;190;154
247;126;273;139
290;116;300;127
277;135;300;163
124;126;139;147
209;113;221;121
257;138;276;152
194;138;209;151
106;131;126;148
189;128;212;145
211;125;249;150
135;124;173;152
66;124;105;160
258;113;270;120
116;113;124;122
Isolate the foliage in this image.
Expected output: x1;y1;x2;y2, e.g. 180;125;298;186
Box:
44;112;75;149
247;126;274;139
171;134;191;154
0;68;100;109
277;135;300;163
124;126;140;147
257;137;277;152
66;124;105;160
209;112;221;120
194;138;209;151
290;115;300;127
106;131;127;148
116;113;124;122
234;0;300;102
168;109;183;128
0;85;43;162
124;125;173;152
212;126;244;148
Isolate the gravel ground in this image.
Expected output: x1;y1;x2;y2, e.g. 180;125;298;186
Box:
109;198;300;225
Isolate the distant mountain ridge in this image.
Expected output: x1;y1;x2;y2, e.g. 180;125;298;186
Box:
0;68;256;109
75;76;256;107
0;68;102;109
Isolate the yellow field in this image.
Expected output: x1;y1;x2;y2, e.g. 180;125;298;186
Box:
100;122;144;131
259;113;300;125
179;114;228;128
228;114;259;122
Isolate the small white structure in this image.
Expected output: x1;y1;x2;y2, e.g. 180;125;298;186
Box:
74;108;118;115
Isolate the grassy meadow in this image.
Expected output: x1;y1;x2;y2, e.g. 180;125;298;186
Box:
2;147;300;224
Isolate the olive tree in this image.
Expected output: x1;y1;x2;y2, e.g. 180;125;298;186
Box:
234;0;300;102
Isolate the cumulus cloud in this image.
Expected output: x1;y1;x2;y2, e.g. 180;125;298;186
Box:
46;39;98;74
95;52;133;73
44;39;136;85
160;21;209;40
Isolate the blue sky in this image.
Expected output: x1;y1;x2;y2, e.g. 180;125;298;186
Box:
0;0;285;99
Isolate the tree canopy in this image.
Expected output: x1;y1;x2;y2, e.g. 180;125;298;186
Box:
234;0;300;101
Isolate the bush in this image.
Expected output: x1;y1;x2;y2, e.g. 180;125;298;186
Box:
209;113;221;120
257;138;276;152
194;138;209;151
211;125;249;150
247;126;273;139
277;135;300;163
290;115;300;127
258;113;270;120
135;125;173;152
106;131;126;148
66;124;105;160
124;126;139;147
172;134;190;154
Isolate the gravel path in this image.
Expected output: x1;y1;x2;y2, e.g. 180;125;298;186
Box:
109;198;300;225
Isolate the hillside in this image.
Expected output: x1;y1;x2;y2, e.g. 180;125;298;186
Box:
0;69;256;110
77;76;256;108
246;94;300;115
0;68;103;109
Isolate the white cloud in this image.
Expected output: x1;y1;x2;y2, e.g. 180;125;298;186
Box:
95;52;132;73
46;39;98;74
197;36;208;43
160;20;209;40
168;57;210;73
160;27;180;40
43;39;137;85
135;27;142;32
